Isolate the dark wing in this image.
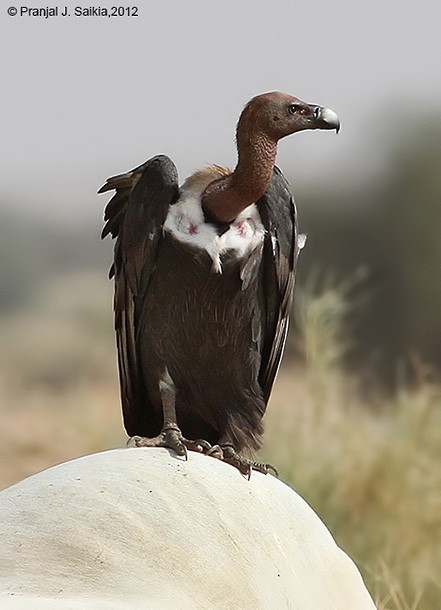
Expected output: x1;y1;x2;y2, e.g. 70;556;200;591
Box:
257;167;301;403
99;155;180;435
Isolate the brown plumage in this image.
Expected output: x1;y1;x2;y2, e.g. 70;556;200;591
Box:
100;92;339;475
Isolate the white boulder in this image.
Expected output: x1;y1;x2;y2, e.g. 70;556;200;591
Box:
0;448;376;609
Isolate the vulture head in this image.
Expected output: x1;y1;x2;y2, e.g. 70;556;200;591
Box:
202;91;340;223
237;91;340;143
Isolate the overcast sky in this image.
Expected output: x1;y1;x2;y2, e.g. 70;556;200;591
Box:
1;0;440;225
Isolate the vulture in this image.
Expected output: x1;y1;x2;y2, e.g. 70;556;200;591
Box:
99;92;339;475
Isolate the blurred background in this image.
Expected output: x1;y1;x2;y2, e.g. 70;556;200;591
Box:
1;1;441;608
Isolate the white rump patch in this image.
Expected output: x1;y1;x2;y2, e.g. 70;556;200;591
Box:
163;192;265;273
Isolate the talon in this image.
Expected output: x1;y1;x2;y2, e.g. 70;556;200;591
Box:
175;443;188;459
266;464;278;476
127;436;145;448
196;439;213;452
186;439;212;454
209;444;278;478
127;430;212;460
252;462;279;476
207;445;224;459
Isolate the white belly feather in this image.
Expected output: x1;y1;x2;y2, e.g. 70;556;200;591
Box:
163;193;265;273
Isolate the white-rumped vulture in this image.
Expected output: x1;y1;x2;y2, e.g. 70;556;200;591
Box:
100;92;339;475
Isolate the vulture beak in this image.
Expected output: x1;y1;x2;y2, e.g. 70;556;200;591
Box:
309;105;340;133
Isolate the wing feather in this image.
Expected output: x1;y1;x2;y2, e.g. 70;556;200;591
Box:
100;155;180;435
257;167;300;403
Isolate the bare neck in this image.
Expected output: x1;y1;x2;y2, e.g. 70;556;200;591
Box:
201;132;277;224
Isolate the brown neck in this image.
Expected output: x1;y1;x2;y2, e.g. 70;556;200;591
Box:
201;132;277;224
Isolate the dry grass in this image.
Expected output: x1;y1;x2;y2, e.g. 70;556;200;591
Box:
0;272;126;487
262;372;441;610
262;283;441;609
1;271;440;609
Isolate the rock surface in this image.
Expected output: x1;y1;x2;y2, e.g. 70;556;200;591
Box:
0;448;376;609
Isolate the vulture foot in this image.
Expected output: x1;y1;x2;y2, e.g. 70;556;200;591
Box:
127;427;212;459
206;444;225;459
213;444;278;478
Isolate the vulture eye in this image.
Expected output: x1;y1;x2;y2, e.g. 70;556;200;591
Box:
288;104;300;115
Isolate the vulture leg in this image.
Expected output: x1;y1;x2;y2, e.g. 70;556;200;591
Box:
127;369;212;458
208;443;278;478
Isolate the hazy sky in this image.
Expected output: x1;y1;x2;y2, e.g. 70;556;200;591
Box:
1;0;440;224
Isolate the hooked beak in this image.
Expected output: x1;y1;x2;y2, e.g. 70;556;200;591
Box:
308;105;340;133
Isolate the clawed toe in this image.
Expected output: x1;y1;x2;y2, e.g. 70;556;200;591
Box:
251;461;278;476
127;433;277;478
127;435;151;448
184;438;212;453
127;429;214;460
127;428;187;457
206;445;224;459
216;445;278;478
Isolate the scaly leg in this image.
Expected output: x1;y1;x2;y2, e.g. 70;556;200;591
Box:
127;368;212;458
